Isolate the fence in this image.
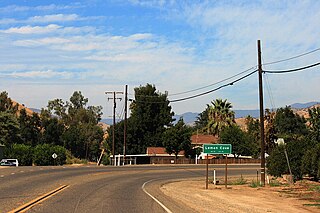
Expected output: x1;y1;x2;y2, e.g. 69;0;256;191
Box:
150;157;260;164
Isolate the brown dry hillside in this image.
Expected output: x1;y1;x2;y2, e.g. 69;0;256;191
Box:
12;100;35;116
293;103;320;119
234;103;320;130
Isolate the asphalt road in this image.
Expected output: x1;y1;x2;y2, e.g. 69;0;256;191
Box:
0;164;259;213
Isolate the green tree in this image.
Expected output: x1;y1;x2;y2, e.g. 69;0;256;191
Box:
18;109;41;146
220;125;258;158
163;118;192;162
127;84;174;154
302;143;320;180
274;106;308;139
194;105;210;132
206;99;235;136
308;107;320;141
264;109;277;154
44;91;104;160
0;111;21;146
41;117;65;146
267;138;306;180
0;91;18;114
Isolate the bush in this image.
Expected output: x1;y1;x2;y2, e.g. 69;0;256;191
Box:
65;150;88;164
302;143;320;180
33;144;66;166
4;144;33;166
267;145;287;177
267;139;305;180
101;154;110;165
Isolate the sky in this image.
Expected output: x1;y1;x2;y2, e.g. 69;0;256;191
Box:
0;0;319;118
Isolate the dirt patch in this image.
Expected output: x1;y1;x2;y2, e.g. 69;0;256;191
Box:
161;178;320;213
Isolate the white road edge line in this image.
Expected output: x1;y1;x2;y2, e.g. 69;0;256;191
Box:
142;179;173;213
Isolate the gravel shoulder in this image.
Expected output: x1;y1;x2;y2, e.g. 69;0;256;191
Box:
160;179;320;213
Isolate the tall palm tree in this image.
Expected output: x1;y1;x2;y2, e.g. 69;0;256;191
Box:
206;99;235;136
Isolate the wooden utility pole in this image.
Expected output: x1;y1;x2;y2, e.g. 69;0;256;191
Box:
257;40;265;186
123;85;128;165
105;91;123;166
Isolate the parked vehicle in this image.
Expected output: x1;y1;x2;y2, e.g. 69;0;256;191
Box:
0;159;19;167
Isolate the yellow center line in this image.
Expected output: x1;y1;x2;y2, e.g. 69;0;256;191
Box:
8;185;70;213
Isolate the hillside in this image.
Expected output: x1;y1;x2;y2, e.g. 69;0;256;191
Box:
175;101;319;126
12;100;35;116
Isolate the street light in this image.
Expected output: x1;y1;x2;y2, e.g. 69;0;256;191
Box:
275;138;293;184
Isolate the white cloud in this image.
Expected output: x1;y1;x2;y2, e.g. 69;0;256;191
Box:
0;3;84;13
1;24;61;34
0;13;102;25
6;70;74;79
28;14;79;23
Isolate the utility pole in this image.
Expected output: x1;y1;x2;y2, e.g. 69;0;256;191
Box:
257;40;265;186
105;91;123;166
123;85;128;165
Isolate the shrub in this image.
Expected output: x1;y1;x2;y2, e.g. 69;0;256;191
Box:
267;139;305;181
33;144;66;166
302;144;320;180
4;144;33;166
250;180;262;188
65;150;88;164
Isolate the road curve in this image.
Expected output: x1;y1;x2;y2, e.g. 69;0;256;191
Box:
0;164;259;213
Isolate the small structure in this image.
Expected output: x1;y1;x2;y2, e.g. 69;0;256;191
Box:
191;134;219;147
147;147;184;164
191;134;219;159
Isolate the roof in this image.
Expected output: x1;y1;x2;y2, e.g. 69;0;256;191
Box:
146;147;184;156
191;134;219;145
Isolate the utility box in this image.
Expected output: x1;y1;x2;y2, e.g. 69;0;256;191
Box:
0;145;4;160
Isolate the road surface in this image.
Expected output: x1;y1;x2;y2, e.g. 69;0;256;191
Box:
0;164;259;213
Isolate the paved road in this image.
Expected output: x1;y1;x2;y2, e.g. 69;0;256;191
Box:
0;164;259;213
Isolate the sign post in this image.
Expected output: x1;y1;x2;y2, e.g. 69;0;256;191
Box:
52;153;57;166
203;144;232;189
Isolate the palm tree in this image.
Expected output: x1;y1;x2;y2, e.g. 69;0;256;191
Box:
206;99;235;136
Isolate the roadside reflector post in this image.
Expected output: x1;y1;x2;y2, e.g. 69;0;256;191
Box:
213;169;216;185
225;155;228;189
206;154;209;189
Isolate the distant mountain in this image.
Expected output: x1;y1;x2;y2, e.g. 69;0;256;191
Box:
100;118;122;125
173;112;198;125
290;102;320;109
234;110;260;118
174;109;261;126
29;108;41;114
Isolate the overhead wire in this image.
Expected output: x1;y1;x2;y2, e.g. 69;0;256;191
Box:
262;47;320;66
170;69;258;103
168;66;257;96
264;61;320;73
262;55;276;111
127;66;258;98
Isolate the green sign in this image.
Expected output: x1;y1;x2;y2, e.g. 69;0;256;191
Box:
203;144;232;154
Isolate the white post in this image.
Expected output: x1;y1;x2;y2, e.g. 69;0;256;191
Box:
195;154;198;164
214;169;216;185
118;154;121;166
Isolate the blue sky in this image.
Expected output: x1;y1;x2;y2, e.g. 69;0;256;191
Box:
0;0;319;117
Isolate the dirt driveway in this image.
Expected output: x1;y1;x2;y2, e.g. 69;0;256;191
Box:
161;179;320;213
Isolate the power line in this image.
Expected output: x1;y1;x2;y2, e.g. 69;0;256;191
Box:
262;47;320;66
170;69;258;103
128;66;257;99
264;61;320;73
168;66;257;96
129;69;258;104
